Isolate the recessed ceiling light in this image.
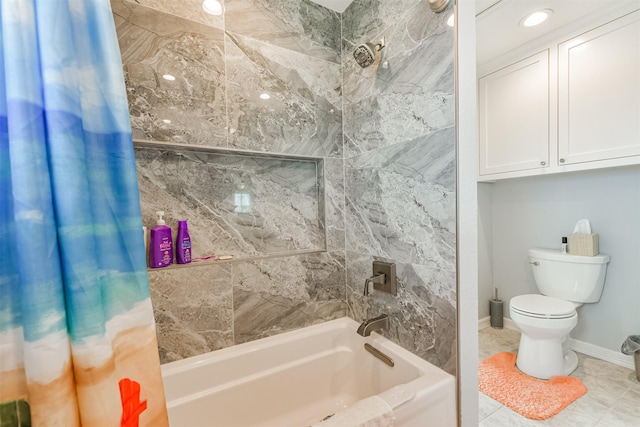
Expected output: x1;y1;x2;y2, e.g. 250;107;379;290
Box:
162;74;176;81
259;93;270;100
202;0;222;16
162;119;172;124
521;9;553;27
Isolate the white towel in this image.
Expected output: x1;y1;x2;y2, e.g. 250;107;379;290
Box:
310;396;394;427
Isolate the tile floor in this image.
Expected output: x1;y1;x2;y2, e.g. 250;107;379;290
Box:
478;327;640;426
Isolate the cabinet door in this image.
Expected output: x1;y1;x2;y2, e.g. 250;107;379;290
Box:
478;50;550;176
558;11;640;165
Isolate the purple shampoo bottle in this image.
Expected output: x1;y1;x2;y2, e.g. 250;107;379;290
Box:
176;220;191;264
149;211;173;268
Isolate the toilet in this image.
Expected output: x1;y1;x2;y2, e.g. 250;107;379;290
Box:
509;248;610;379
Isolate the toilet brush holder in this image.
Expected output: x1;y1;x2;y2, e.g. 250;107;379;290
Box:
490;287;503;329
490;299;503;329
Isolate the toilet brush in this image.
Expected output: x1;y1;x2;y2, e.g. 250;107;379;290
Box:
490;287;504;329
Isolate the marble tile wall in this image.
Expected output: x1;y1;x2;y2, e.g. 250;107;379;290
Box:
112;0;457;373
224;31;343;157
342;0;457;374
148;251;345;364
112;0;228;146
111;0;347;363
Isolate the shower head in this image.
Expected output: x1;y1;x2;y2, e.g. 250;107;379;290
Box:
353;39;384;68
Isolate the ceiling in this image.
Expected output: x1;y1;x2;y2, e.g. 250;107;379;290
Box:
310;0;638;64
475;0;640;64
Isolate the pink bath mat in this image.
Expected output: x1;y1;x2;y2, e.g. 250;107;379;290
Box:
479;352;587;420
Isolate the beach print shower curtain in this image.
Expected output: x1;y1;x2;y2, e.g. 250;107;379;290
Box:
0;1;168;425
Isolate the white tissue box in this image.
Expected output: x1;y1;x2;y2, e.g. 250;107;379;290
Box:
569;233;599;256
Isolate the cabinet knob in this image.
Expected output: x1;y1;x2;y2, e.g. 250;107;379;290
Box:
540;161;546;166
559;158;565;163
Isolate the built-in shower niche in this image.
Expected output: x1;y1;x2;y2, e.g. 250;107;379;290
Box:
135;141;326;263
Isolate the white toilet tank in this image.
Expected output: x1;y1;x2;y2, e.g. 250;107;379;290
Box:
528;248;610;303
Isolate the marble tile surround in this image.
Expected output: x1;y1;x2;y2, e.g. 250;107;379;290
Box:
148;264;233;363
130;0;224;29
233;251;346;344
342;0;457;374
225;0;341;63
112;0;342;155
346;253;456;372
342;0;454;157
149;252;346;364
345;128;456;372
112;0;228;146
225;32;343;157
112;0;457;374
112;0;348;363
345;128;456;266
341;0;422;46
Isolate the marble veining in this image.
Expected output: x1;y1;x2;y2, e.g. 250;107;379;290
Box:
342;0;454;156
110;0;351;365
345;128;456;268
233;252;347;343
225;32;343;158
322;158;346;253
112;0;228;146
112;0;457;373
148;251;347;363
342;0;456;374
135;145;325;258
148;264;233;364
341;0;422;46
225;0;341;63
122;0;224;29
346;253;456;373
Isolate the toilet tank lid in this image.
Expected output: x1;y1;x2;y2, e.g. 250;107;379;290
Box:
529;248;610;264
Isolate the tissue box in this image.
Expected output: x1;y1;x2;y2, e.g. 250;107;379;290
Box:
569;233;599;256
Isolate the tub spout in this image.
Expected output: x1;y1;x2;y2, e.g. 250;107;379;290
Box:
357;314;389;337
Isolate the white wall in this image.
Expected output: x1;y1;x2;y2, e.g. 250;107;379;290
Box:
457;0;479;425
478;165;640;352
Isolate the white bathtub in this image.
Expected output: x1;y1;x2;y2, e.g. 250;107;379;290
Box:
161;317;456;426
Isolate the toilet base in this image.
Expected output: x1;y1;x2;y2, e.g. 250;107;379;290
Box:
510;304;579;380
562;350;579;376
516;335;579;379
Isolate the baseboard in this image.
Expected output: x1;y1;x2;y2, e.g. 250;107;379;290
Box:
569;338;635;370
478;316;518;331
478;316;491;330
478;317;635;370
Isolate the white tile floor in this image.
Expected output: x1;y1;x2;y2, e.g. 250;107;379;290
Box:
478;327;640;426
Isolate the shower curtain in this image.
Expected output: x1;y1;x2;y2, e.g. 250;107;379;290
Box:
0;1;168;426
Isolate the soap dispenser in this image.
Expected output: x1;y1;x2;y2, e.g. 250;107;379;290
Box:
149;211;173;268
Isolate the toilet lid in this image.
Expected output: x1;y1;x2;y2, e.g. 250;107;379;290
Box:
510;294;576;319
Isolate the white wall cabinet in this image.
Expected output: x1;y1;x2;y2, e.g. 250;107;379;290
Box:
478;10;640;181
478;51;549;176
558;11;640;166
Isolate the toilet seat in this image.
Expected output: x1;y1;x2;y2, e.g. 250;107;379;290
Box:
510;294;576;319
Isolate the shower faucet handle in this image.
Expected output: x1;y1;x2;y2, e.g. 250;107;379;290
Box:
364;273;385;296
363;261;397;296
